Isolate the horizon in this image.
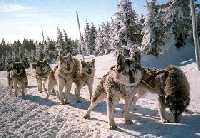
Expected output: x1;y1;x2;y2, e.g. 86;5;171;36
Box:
0;0;167;42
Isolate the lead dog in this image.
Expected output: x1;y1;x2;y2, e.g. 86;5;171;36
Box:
8;62;27;98
84;54;142;129
35;59;52;93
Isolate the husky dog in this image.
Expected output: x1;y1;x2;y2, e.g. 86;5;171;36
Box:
35;59;52;93
8;62;27;98
131;66;190;123
47;53;80;104
73;59;95;102
84;54;142;129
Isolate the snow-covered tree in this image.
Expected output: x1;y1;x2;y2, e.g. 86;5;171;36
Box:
111;0;142;50
88;24;97;55
95;22;112;55
95;27;105;55
83;22;97;55
142;0;166;56
142;0;192;56
83;22;90;55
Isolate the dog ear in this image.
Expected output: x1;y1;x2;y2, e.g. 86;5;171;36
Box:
92;59;95;65
117;54;125;72
66;53;73;60
117;54;125;66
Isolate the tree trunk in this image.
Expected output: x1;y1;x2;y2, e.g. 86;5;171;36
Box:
190;0;200;70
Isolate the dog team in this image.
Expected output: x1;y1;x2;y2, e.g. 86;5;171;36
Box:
7;50;190;130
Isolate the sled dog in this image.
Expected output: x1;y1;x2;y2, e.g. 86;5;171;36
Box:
84;54;142;129
73;59;95;101
47;53;80;104
35;59;52;93
132;66;190;123
8;62;27;98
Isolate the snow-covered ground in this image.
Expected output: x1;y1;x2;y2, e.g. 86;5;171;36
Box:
0;53;200;138
141;42;195;69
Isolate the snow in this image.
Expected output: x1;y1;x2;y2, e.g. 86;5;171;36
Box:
141;42;196;69
0;53;200;138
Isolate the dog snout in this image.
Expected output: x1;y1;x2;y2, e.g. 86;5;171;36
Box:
87;69;92;74
171;109;181;123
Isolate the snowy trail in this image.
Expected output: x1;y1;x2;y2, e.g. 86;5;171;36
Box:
0;54;200;138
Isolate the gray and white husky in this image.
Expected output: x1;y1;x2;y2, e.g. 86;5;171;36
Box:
84;54;142;129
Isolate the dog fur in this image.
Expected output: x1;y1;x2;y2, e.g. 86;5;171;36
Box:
46;54;80;104
8;62;27;98
73;59;95;102
35;59;52;93
83;54;142;129
131;66;190;123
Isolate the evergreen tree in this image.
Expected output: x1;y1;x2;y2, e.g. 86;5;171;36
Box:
111;0;142;50
84;22;90;55
96;27;105;55
95;22;112;55
88;24;97;55
142;0;192;56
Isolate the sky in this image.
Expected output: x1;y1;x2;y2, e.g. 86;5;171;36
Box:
0;0;167;42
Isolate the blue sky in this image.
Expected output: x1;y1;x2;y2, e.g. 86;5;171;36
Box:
0;0;166;42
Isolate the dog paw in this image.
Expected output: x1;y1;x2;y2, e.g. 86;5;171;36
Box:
162;119;170;123
125;120;133;125
83;114;90;119
109;124;118;130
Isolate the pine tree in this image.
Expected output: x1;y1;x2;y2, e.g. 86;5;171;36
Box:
142;0;164;56
56;27;65;55
84;22;90;55
88;24;97;55
142;0;192;56
110;0;142;50
96;27;105;55
96;22;112;55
